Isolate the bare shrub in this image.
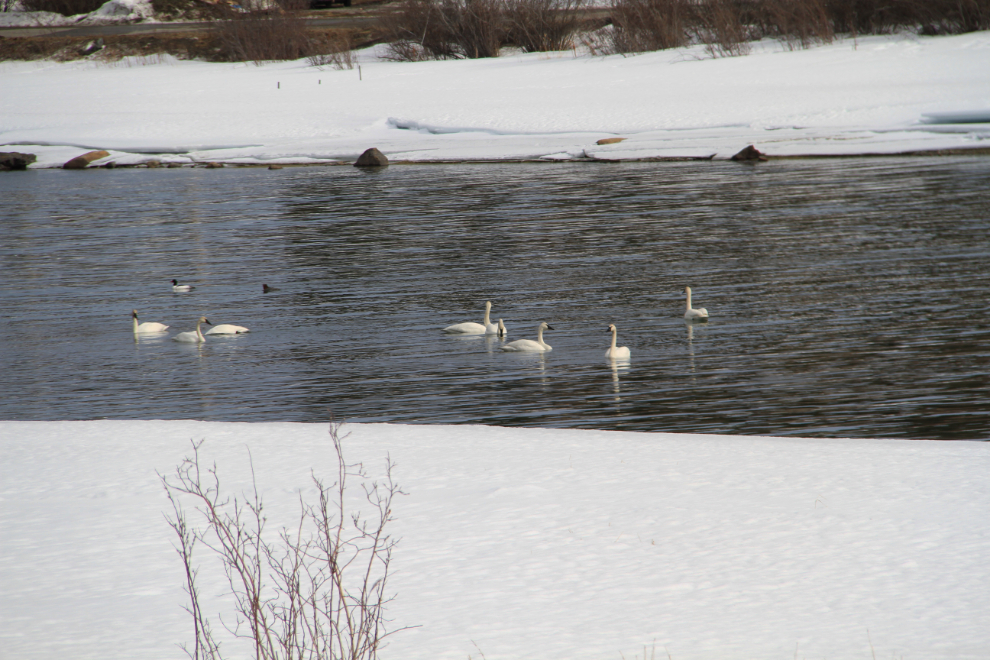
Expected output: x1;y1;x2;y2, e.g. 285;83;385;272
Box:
161;422;403;660
505;0;585;52
379;0;460;60
747;0;833;47
608;0;688;53
212;11;319;63
449;0;510;58
19;0;104;16
309;32;356;69
379;0;509;59
691;0;750;57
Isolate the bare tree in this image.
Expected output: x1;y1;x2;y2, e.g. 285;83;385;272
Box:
161;422;404;660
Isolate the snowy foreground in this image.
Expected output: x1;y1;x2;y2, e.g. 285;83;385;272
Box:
1;420;988;660
1;31;989;166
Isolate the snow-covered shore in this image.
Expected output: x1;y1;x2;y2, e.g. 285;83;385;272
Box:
1;420;988;660
1;30;989;166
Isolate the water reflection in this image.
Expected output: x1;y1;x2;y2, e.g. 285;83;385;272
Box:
608;357;630;402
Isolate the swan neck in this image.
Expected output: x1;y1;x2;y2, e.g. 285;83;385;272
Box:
132;316;139;334
686;288;692;310
611;327;618;350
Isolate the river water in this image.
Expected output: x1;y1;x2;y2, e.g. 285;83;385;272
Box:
1;158;988;439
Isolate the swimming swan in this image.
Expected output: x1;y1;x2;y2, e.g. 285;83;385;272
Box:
171;279;194;293
172;316;211;343
501;322;553;352
684;286;709;321
132;310;169;334
605;323;631;359
443;300;499;334
205;323;250;335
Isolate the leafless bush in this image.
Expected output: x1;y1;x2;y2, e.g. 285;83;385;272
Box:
379;0;459;60
505;0;585;52
449;0;510;57
692;0;751;57
379;0;509;59
161;422;403;660
309;32;356;69
607;0;688;53
212;11;320;63
19;0;104;15
816;0;990;35
746;0;833;47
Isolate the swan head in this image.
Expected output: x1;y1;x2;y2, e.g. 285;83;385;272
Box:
607;323;617;333
540;322;554;331
198;316;212;325
497;318;507;337
132;309;139;318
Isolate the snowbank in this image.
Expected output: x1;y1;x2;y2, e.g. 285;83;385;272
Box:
1;31;989;165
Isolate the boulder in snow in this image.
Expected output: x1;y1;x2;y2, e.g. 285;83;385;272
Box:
0;152;37;171
596;137;627;145
63;150;110;169
730;145;768;161
354;148;389;167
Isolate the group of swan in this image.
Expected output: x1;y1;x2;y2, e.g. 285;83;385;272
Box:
134;311;251;342
445;287;708;357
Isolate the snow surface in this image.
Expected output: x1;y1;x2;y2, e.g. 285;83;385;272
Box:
1;31;989;166
1;420;988;660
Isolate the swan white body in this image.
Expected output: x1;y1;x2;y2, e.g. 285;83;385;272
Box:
205;324;250;335
172;316;211;343
171;279;194;293
684;286;709;321
605;323;631;359
132;310;169;334
501;322;553;352
444;301;499;335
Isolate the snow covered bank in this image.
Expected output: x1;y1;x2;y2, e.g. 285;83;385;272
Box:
1;420;988;660
1;31;989;166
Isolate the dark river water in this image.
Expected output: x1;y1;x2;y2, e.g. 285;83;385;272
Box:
1;158;988;439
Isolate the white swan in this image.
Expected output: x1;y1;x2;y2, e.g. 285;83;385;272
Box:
501;322;553;352
205;323;250;335
132;309;169;334
684;286;709;321
605;323;631;359
443;300;499;334
172;316;211;343
171;279;194;292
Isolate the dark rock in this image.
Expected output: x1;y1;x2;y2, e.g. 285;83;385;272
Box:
268;164;283;170
204;162;224;168
0;152;36;171
263;284;280;293
354;147;389;167
730;145;768;162
596;137;627;145
145;160;161;168
103;161;116;169
63;150;110;169
167;163;182;168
